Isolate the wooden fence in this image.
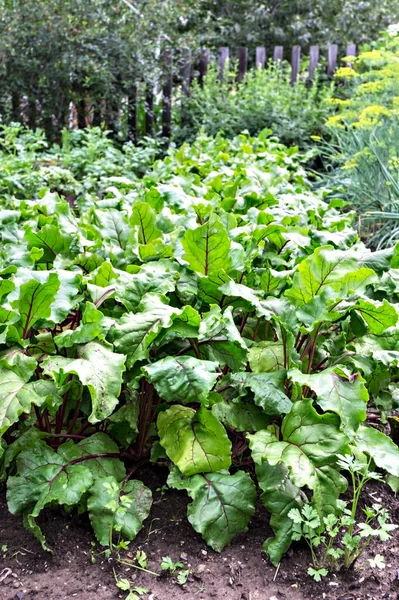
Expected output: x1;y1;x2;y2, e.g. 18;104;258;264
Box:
130;42;357;143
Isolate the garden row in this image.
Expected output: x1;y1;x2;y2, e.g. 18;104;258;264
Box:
0;123;399;582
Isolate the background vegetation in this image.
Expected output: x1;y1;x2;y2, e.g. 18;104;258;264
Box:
1;0;399;140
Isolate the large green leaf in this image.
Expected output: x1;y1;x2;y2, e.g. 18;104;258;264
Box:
24;225;73;263
212;399;270;432
182;216;231;276
157;405;231;476
289;367;368;436
142;355;219;404
255;460;305;566
114;261;179;311
42;342;126;423
168;468;256;552
130;201;162;245
228;371;292;415
88;476;152;546
60;433;126;481
198;305;248;369
354;298;398;335
7;440;94;517
11;273;60;338
111;296;181;368
355;425;399;477
248;399;348;515
285;246;376;305
0;353;45;437
54;302;105;348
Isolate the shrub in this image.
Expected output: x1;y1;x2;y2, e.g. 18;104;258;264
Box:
173;61;334;148
322;28;399;247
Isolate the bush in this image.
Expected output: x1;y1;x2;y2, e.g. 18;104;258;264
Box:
322;27;399;247
173;61;334;148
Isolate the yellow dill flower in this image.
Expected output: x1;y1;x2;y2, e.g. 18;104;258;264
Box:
334;67;357;78
342;158;358;170
357;81;383;94
310;135;321;141
326;115;343;127
389;156;399;170
357;50;384;63
359;104;391;119
326;98;352;106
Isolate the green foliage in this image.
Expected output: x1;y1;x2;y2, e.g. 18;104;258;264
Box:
0;128;399;566
1;0;398;140
175;62;333;148
322;28;399;247
288;455;397;580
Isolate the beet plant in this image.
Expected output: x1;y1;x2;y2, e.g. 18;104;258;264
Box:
0;130;398;566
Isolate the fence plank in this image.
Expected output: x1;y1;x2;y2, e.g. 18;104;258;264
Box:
256;46;266;69
308;45;320;81
162;51;173;139
145;86;154;136
199;48;210;86
218;47;230;79
180;49;192;96
273;46;284;62
327;44;338;75
237;47;248;82
291;45;301;84
346;43;357;58
345;43;357;68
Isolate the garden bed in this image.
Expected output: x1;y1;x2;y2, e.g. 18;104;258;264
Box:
1;471;398;600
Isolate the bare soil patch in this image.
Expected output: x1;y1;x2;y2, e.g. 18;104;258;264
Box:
1;468;398;600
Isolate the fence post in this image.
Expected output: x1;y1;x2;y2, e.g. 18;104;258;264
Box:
308;45;320;82
127;84;137;144
162;51;173;139
218;47;230;79
199;48;210;87
237;47;248;82
180;49;192;96
256;47;266;69
145;85;154;136
291;45;301;84
327;44;338;75
345;43;357;68
346;43;357;58
273;46;284;62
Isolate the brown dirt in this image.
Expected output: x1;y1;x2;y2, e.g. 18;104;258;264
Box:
0;467;398;600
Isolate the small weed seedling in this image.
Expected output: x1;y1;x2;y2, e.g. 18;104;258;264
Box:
288;454;398;581
161;556;190;585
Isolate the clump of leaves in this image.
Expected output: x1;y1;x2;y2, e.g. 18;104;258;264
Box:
0;130;398;567
288;455;398;580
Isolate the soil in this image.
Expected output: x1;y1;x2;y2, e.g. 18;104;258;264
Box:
0;467;398;600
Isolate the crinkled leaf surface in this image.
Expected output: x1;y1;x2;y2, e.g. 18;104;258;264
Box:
7;440;94;517
182;217;231;276
42;342;126;423
198;305;248;369
88;476;152;546
248;399;348;516
142;356;219;404
354;298;398;335
157;405;231;476
12;273;60;338
355;425;399;477
289;368;368;436
229;371;292;415
285;246;376;305
168;468;256;552
256;461;305;566
0;353;45;437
